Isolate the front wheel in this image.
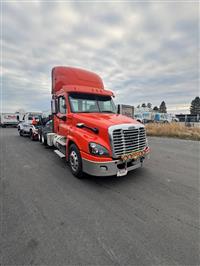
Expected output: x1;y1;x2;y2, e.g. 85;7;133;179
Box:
69;144;83;178
19;129;23;136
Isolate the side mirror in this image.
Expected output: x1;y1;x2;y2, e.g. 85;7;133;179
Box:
117;104;121;114
51;99;57;114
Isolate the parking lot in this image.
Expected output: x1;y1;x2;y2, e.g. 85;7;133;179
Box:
1;128;199;265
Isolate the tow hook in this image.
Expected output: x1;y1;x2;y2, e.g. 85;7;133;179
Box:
140;157;144;167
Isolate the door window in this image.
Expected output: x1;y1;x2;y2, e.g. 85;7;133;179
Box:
58;97;66;114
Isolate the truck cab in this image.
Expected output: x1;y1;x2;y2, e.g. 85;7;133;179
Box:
47;67;150;178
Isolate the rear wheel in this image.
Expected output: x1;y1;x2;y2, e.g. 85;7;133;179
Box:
69;144;83;178
38;132;42;142
41;133;47;145
30;131;35;141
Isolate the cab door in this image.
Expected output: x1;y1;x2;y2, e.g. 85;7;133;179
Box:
56;96;68;136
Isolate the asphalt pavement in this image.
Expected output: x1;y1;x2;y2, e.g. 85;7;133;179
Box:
0;128;199;266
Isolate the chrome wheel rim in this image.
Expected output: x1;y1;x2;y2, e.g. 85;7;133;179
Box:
38;134;40;141
70;150;79;172
42;135;44;143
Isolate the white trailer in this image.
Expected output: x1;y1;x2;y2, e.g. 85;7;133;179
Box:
0;113;19;127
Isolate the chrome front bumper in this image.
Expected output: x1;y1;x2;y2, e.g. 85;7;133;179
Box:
82;157;145;177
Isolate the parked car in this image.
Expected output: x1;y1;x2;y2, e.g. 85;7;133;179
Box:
18;112;42;140
134;113;144;123
172;116;179;122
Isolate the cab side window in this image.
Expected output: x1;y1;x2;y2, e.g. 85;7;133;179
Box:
58;96;66;114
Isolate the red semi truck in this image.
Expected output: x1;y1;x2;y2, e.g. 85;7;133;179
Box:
46;66;150;178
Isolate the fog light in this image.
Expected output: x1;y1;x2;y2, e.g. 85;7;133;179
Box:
100;166;108;171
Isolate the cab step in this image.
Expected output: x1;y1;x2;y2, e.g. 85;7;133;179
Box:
54;149;65;158
56;139;66;146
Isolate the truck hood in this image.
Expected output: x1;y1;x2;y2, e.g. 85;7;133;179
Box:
73;113;141;129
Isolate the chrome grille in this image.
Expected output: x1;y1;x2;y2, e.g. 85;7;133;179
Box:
110;125;146;157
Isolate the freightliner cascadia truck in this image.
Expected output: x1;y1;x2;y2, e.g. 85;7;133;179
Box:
46;66;150;178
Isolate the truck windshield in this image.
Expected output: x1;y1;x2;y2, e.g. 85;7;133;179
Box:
69;93;116;113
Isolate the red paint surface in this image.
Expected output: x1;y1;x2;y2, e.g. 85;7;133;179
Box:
52;67;148;160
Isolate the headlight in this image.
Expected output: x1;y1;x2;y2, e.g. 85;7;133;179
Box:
89;142;109;156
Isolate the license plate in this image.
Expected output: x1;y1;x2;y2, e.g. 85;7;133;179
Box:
117;168;128;177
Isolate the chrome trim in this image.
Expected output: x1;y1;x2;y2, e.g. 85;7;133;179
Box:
108;123;146;158
82;157;143;176
82;158;119;164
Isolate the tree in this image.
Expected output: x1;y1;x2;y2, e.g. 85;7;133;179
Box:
147;103;152;109
190;96;200;115
137;104;140;108
141;103;146;108
159;101;167;113
153;106;159;111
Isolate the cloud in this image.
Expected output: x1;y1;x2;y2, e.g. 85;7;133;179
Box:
1;1;199;114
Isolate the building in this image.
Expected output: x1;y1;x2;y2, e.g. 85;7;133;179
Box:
176;114;200;122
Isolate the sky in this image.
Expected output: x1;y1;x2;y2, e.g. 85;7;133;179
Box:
1;0;199;114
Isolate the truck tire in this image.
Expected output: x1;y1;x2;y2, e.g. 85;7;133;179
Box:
41;134;47;145
30;131;35;141
30;130;37;141
69;144;83;178
38;132;42;142
19;129;23;136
